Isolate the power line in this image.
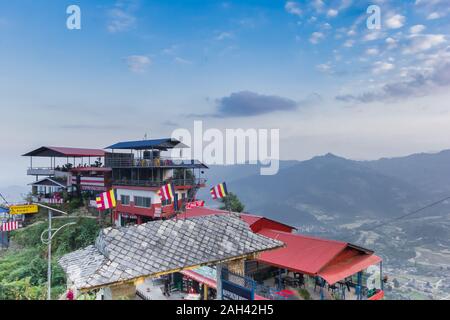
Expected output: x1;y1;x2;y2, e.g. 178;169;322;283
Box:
366;195;450;231
0;191;9;205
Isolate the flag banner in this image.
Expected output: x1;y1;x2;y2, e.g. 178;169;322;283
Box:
1;221;20;232
96;190;116;211
158;183;175;202
186;200;205;210
210;182;228;200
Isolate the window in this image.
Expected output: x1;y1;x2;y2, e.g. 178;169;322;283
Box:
134;196;151;208
120;195;130;205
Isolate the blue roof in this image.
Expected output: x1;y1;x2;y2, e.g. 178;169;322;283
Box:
0;207;9;214
105;138;188;150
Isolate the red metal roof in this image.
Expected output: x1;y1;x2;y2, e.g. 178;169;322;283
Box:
318;253;382;285
23;146;105;158
257;228;348;275
183;207;296;233
183;207;381;284
256;228;380;284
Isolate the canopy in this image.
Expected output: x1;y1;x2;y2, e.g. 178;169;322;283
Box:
256;229;380;284
105;138;188;151
319;253;382;285
23;146;105;158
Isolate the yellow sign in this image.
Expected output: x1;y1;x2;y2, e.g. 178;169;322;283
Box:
9;205;39;215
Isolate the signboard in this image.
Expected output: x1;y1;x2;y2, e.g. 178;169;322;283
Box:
9;205;39;215
222;280;254;300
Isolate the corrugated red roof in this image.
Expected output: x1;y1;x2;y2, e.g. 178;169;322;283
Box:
182;207;296;233
183;207;381;284
257;228;348;275
23;146;105;158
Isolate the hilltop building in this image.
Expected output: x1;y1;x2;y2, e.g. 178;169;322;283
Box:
104;138;208;225
23;146;109;204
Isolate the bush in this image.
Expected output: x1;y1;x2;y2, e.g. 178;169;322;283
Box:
0;217;100;300
298;288;311;300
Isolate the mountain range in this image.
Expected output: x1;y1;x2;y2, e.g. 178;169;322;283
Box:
198;150;450;228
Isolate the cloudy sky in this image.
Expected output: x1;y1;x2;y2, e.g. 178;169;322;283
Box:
0;0;450;186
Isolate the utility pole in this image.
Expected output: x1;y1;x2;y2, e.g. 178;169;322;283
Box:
36;203;75;300
47;208;52;300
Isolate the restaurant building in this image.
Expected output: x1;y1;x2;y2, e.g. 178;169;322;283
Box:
104;138;208;225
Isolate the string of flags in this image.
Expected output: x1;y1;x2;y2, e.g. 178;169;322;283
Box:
185;200;205;210
1;221;20;232
210;182;228;200
96;190;117;211
158;183;175;202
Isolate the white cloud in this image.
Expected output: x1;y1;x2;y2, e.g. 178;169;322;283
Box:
216;32;233;40
366;48;379;55
309;32;324;44
343;39;355;48
403;34;446;54
316;63;333;73
385;14;405;29
386;37;398;49
107;8;136;33
125;55;151;73
327;9;339;17
427;12;441;20
285;1;302;16
410;24;426;34
311;0;325;13
373;61;395;74
174;57;192;65
363;31;383;42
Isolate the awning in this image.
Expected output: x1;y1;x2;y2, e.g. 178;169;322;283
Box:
318;254;382;285
181;270;217;289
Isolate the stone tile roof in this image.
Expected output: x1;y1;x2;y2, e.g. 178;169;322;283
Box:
59;214;283;290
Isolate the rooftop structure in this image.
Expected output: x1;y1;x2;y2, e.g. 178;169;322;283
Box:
106;138;188;151
59;214;283;291
182;206;384;300
106;138;208;223
23;146;105;158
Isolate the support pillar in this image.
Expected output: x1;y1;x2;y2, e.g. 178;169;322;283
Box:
216;263;223;300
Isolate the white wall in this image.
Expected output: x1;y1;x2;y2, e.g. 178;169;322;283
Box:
116;188;160;204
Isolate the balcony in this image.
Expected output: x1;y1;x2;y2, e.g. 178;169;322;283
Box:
106;157;208;169
27;167;56;176
112;178;207;188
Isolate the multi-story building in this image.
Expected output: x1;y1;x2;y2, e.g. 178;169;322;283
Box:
23;146;110;203
104;138;208;226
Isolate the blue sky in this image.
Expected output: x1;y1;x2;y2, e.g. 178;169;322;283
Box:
0;0;450;186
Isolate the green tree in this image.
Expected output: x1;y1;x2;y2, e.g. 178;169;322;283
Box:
219;192;245;213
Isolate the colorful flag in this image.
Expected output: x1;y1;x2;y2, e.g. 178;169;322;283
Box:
210;182;228;200
96;190;116;211
158;183;175;202
186;200;205;210
1;221;20;232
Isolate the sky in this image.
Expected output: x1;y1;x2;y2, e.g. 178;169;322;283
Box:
0;0;450;186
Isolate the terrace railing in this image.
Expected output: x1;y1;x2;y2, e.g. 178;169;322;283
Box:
105;157;206;168
112;178;207;188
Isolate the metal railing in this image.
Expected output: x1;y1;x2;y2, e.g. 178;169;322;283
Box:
105;157;206;168
112;178;207;188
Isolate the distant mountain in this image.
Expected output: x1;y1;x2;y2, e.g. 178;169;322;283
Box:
364;150;450;195
199;152;449;227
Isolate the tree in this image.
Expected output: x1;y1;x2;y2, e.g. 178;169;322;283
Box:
219;192;245;213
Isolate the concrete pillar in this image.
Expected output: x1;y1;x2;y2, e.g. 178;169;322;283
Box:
216;263;223;300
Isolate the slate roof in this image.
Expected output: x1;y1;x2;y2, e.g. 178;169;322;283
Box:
59;214;283;290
